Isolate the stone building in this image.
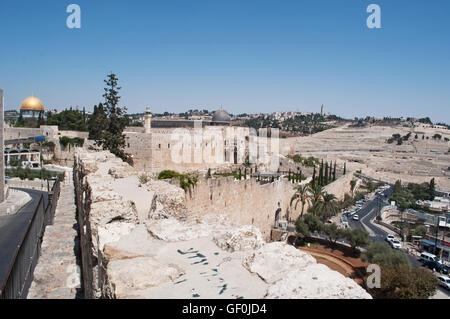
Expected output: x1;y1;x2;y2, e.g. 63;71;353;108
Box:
124;108;280;173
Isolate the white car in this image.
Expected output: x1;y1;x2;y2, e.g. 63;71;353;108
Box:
437;275;450;290
352;215;359;221
386;235;395;242
390;240;402;249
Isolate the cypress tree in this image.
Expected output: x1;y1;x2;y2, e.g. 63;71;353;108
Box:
429;178;436;199
324;162;329;185
328;161;333;183
333;161;336;181
343;162;347;175
312;166;316;184
319;160;324;186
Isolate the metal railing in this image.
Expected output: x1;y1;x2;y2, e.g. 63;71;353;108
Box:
0;177;62;299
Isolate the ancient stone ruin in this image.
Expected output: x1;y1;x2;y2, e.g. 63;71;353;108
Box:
73;149;372;299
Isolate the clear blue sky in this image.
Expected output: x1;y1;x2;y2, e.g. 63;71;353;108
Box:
1;0;449;123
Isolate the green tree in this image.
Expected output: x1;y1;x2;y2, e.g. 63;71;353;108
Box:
290;184;310;219
88;103;108;141
377;264;437;299
95;73;131;163
307;183;326;216
319;160;324;186
333;161;336;181
362;242;410;267
303;214;323;234
295;219;310;241
350;179;357;197
312;166;316;184
344;228;370;252
429;178;436;199
317;193;339;221
322;223;343;246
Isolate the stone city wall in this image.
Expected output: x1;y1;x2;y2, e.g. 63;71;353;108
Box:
186;177;296;241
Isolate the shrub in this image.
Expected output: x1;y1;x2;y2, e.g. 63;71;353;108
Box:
375;264;438;299
362;242;410;268
139;174;149;184
158;170;197;191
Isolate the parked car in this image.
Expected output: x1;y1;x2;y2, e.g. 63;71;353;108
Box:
390;240;402;249
437;275;450;290
419;252;439;264
424;259;449;274
352;215;359;221
386;235;395;242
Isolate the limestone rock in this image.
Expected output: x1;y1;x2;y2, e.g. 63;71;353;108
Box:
82;160;98;174
213;225;264;252
97;222;136;253
266;264;372;299
145;180;187;220
146;215;235;242
105;256;184;298
89;199;139;252
242;242;316;284
108;164;137;179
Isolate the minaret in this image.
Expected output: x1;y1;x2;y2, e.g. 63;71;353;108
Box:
144;106;152;134
321;104;324;117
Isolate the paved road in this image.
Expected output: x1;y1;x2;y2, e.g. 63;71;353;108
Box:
432;286;450;299
346;187;422;269
0;188;48;290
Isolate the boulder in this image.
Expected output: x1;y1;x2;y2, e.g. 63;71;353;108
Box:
266;264;372;299
97;222;136;253
145;180;187;220
146;215;235;242
105;256;184;298
108;164;137;179
242;242;316;284
213;225;264;252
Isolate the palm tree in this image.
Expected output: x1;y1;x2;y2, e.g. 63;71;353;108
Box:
307;183;326;216
318;193;339;221
350;179;357;197
290;184;310;220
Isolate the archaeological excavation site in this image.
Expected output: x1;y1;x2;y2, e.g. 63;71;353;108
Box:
70;149;371;299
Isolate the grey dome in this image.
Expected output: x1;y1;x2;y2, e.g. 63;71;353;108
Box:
212;109;231;122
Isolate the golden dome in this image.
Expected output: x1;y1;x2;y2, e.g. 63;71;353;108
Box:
21;96;44;111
